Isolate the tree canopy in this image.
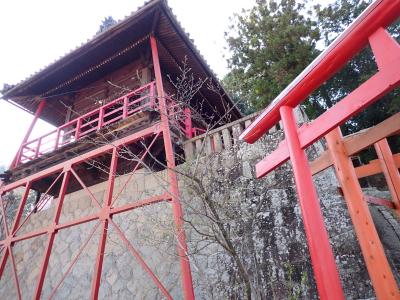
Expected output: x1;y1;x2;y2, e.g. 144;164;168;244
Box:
224;0;399;135
224;0;319;111
308;0;400;135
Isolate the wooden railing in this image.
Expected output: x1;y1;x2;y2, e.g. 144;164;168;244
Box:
183;111;281;159
166;97;206;139
16;82;157;166
14;81;210;167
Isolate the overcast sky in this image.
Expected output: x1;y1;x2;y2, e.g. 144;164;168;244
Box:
0;0;335;167
0;0;261;166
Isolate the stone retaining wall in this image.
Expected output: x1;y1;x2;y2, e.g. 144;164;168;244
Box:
0;124;394;299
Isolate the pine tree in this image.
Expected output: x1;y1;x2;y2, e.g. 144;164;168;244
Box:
306;0;400;135
224;0;320;112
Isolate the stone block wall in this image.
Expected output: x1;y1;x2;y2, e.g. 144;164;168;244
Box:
1;128;397;299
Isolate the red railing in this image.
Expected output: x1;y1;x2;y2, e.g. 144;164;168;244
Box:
166;96;206;139
15;82;205;166
16;82;156;165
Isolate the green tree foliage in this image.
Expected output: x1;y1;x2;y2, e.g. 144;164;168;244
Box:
225;0;399;136
307;0;400;134
224;0;320;112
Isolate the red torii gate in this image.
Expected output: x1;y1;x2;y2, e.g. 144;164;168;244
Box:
240;0;400;299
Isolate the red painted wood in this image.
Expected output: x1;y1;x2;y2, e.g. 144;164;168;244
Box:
256;28;400;178
90;147;118;299
326;128;400;299
241;0;400;143
11;99;46;168
280;106;344;300
33;169;71;299
151;35;195;300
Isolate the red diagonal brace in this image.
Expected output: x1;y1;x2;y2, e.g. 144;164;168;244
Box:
374;139;400;217
33;168;71;299
110;219;173;300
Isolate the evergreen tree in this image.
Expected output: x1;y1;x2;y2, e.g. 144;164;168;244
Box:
224;0;320;113
306;0;400;135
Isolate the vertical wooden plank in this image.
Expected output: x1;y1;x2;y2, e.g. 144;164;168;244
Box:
195;139;203;156
374;139;400;217
150;35;194;300
232;124;243;142
222;129;232;150
280;106;344;300
184;142;195;160
205;136;213;155
213;132;223;152
326;128;399;300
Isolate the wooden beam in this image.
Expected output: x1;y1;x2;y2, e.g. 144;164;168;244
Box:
345;114;400;156
354;154;400;178
364;195;396;209
375;139;400;217
151;8;161;33
355;159;382;178
310;112;400;175
310;150;332;175
325;127;399;299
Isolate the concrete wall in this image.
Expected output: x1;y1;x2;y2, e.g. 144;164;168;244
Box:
0;128;392;299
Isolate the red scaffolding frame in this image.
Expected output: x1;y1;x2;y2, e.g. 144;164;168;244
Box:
0;35;195;299
241;0;400;299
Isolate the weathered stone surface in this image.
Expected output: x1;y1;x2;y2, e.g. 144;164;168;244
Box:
1;128;398;300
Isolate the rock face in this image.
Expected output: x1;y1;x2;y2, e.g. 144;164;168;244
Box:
0;129;397;299
181;131;378;300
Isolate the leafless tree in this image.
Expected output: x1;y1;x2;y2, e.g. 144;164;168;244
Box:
60;58;312;299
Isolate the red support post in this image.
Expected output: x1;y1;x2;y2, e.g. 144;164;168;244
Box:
150;34;195;300
280;106;344;300
98;107;104;130
8;244;22;300
54;129;61;150
75;118;82;140
90;147;118;300
34;137;42;159
122;96;128;118
11;99;46;168
149;82;155;108
0;246;9;280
